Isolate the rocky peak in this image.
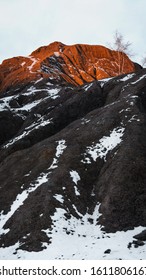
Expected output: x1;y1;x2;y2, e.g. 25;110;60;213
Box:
0;42;135;92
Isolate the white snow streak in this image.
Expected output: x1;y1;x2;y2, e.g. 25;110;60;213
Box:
27;56;38;73
0;84;60;117
81;118;90;124
70;170;80;196
46;140;67;171
83;127;125;162
128;115;141;123
118;73;135;82
99;77;113;87
83;84;92;91
54;194;64;204
21;62;26;67
131;74;146;84
23;87;60;99
0;173;48;235
3;118;52;148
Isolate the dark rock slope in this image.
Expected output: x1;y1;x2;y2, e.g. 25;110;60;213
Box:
0;47;146;253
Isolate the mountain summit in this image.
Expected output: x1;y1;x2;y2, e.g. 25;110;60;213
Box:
0;42;135;92
0;42;146;259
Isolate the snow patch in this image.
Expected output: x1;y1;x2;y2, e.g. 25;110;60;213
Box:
34;77;43;84
74;186;80;196
48;140;67;170
54;52;60;57
0;96;14;111
81;118;90;124
54;194;64;204
21;62;26;67
128;115;141;123
1;203;146;260
18;100;41;111
99;77;113;87
83;127;125;162
118;73;135;82
27;56;38;73
23;86;60;100
47;88;60;99
131;74;146;85
70;170;80;185
83;84;92;91
55;140;66;157
70;170;80;196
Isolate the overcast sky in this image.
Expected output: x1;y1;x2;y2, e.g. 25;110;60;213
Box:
0;0;145;64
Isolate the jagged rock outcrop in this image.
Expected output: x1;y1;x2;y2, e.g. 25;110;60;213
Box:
0;42;146;259
0;42;135;93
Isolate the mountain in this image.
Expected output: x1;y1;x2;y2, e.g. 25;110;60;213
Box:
0;42;135;92
0;42;146;260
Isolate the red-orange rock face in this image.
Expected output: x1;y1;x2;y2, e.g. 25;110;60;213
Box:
0;42;135;92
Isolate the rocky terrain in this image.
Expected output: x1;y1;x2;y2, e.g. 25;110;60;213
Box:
0;42;146;259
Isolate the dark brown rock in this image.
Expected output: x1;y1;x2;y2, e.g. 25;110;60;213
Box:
133;230;146;241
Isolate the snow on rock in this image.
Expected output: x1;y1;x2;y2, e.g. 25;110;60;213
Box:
83;83;93;91
1;204;146;260
128;115;141;123
99;77;113;87
21;62;26;67
81;118;91;125
3;130;30;148
118;73;135;82
70;170;80;185
53;194;64;204
0;85;60;117
46;88;60;99
0;96;14;111
0;172;48;235
23;86;60;100
74;186;80;196
55;140;67;158
83;127;125;163
70;170;81;196
27;56;39;73
17;99;42;111
54;52;60;57
131;74;146;85
0;92;44;113
47;140;67;171
3;118;53;149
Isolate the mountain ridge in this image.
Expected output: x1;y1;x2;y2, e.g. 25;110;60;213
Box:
0;42;135;92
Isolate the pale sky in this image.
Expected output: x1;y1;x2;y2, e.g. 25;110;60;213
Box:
0;0;146;64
